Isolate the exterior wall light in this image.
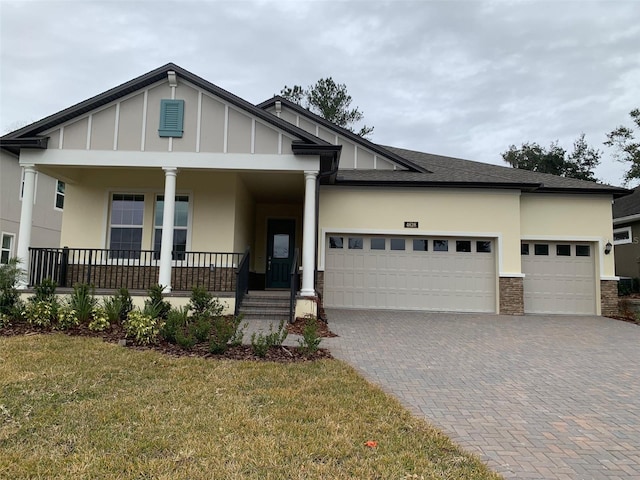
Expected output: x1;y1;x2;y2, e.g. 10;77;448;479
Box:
604;241;613;255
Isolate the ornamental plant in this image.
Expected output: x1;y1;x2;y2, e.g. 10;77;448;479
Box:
56;305;80;330
124;309;163;345
88;306;110;332
69;283;97;323
297;314;322;355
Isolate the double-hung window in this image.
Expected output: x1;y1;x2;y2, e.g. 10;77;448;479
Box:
55;180;65;210
109;194;144;259
1;233;15;264
154;195;189;260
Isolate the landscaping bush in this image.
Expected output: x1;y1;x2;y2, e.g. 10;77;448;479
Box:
32;278;57;303
297;314;322;355
102;295;124;324
209;314;245;354
56;305;80;330
188;286;224;318
116;287;133;321
88;306;110;332
250;319;288;357
160;306;190;344
124;310;163;345
145;284;171;320
69;283;97;323
0;258;24;324
25;299;59;328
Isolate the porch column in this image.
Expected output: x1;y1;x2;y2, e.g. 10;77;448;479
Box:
158;167;177;292
300;170;318;297
16;165;37;287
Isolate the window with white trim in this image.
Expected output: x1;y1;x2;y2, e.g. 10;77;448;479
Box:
153;195;190;260
109;194;145;258
1;233;15;264
55;180;65;210
613;226;632;245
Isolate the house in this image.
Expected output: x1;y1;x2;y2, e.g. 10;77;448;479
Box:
613;186;640;278
0;149;63;264
0;63;628;317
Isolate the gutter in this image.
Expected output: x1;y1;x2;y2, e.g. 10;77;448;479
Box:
614;213;640;225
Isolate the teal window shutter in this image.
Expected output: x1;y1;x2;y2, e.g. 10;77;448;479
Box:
158;99;184;137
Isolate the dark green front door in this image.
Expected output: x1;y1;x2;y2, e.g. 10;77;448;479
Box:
266;219;295;288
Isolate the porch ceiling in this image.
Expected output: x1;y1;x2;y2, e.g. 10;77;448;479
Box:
239;172;304;203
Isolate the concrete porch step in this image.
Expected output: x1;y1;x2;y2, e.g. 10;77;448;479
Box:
239;291;291;321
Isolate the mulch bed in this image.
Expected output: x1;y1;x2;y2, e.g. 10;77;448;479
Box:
0;321;333;363
287;317;338;337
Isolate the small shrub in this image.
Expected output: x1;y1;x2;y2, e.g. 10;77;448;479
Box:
250;319;288;357
297;315;322;355
69;283;97;323
175;328;197;350
250;331;270;357
102;295;124;324
0;258;24;319
160;307;189;344
25;299;58;328
32;278;57;302
188;286;224;318
88;306;110;332
115;287;133;322
145;284;171;320
57;305;80;330
124;310;163;345
209;315;244;354
192;316;212;342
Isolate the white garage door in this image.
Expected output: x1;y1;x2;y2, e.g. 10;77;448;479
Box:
521;242;596;314
324;235;496;312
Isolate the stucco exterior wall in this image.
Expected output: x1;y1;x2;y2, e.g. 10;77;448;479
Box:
520;193;615;278
233;176;255;254
318;186;522;274
60;168;243;253
1;151;62;252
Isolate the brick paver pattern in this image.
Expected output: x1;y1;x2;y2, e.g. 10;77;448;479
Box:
322;310;640;479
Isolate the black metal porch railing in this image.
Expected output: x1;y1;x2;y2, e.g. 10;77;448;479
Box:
289;248;300;323
234;248;250;316
28;247;243;292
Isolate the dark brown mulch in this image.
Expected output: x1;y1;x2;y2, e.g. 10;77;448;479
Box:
0;322;333;363
287;317;338;337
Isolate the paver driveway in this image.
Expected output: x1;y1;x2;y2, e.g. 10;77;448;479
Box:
323;310;640;479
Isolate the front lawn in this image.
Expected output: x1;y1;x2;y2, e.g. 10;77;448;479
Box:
0;334;500;479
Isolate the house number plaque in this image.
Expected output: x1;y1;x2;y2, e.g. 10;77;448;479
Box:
404;221;419;228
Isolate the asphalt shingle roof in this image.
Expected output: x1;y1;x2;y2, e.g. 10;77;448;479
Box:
336;145;628;196
613;187;640;218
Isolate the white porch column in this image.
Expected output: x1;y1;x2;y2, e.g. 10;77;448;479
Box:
300;170;318;297
17;165;37;286
158;168;177;292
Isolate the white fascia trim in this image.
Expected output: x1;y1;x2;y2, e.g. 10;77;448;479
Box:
601;276;620;281
20;149;320;172
500;273;526;278
614;213;640;225
317;227;504;272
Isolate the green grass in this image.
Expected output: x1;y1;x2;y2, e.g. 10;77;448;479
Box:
0;334;501;479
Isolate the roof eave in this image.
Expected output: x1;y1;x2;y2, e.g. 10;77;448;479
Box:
333;178;542;191
534;186;630;198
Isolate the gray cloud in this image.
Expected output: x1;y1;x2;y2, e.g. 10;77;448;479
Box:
1;0;638;185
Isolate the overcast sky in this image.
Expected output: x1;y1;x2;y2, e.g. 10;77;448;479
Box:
1;0;638;186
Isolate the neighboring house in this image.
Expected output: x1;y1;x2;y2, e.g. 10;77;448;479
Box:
0;63;628;316
0;149;63;264
613;186;640;278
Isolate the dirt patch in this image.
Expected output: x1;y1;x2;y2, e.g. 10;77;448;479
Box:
0;322;332;363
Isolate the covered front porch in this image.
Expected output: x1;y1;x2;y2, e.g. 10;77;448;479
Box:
17;164;322;317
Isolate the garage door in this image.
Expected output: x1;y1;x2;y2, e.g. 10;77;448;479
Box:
324;235;496;312
521;242;596;314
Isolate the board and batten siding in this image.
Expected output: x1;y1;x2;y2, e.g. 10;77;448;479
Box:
265;105;400;171
40;79;298;156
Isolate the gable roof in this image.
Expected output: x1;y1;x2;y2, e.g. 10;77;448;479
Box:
336;146;629;196
257;96;428;173
613;187;640;219
0;63;334;155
